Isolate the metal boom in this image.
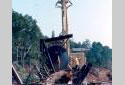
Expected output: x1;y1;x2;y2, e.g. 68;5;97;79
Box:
55;0;72;56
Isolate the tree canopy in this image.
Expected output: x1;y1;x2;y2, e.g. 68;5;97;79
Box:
86;42;112;68
12;11;44;66
70;40;112;68
70;39;91;49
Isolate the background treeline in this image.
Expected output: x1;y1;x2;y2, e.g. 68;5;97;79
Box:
70;40;112;69
12;10;112;69
12;10;45;67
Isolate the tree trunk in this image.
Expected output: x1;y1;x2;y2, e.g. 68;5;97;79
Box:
16;46;19;61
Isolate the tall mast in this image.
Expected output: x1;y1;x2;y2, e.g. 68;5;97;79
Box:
56;0;72;56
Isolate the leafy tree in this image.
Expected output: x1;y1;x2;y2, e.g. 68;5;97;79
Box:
102;46;112;67
12;11;44;67
86;42;112;68
82;39;91;49
70;39;91;49
70;40;79;48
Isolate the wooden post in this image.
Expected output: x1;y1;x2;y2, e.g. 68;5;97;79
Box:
56;0;72;56
62;0;70;57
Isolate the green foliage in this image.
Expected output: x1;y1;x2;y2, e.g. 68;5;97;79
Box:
70;40;112;68
70;39;91;49
82;39;91;49
12;10;44;65
86;42;112;68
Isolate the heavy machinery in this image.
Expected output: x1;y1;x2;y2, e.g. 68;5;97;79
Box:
12;34;92;85
12;0;92;84
40;34;73;72
39;34;92;84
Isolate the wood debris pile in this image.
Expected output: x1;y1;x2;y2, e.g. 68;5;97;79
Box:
86;67;112;85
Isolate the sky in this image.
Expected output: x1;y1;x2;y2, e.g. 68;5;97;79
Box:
12;0;112;48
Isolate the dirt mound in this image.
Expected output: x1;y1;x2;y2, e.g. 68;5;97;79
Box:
86;67;112;83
